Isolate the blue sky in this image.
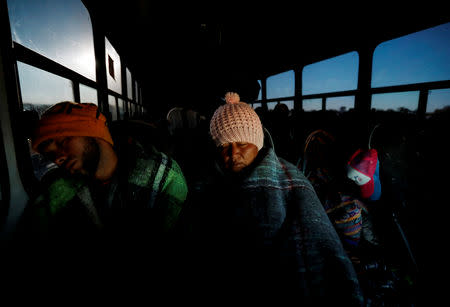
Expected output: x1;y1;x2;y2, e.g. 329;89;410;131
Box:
7;0;450;113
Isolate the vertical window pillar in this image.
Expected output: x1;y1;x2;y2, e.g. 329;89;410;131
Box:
261;77;267;112
294;68;302;112
73;80;80;102
91;19;108;114
417;89;429;120
355;44;375;114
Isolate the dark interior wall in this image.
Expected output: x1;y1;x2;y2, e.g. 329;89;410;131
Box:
141;53;262;120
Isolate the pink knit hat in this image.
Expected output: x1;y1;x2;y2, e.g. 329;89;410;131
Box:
210;92;264;151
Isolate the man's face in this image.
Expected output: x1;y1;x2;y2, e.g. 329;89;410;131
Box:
38;136;100;177
219;142;258;173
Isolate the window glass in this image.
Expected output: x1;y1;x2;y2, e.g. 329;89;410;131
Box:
252;102;262;109
326;96;355;112
257;80;262;100
129;102;134;117
268;100;294;110
105;37;122;94
126;101;131;116
303;51;359;95
267;70;295;99
79;84;97;104
303;98;322;111
118;98;125;119
7;0;96;81
108;95;118;121
427;88;450;114
372;22;450;87
371;92;419;112
135;81;139;102
126;68;133;99
17;61;73;116
282;100;294;110
267;102;278;111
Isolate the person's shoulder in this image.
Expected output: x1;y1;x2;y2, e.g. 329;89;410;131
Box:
279;158;303;176
265;150;302;176
274;154;319;192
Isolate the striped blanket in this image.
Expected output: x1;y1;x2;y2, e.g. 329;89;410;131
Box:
187;147;363;305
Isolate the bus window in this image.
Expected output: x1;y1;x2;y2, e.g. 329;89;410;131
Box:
17;61;74;115
7;0;96;81
135;80;139;103
252;102;262;109
302;51;359;95
372;22;450;88
118;98;125;119
126;68;133;100
326;96;355;112
128;102;133;117
105;37;122;94
79;83;97;104
268;100;294;110
257;80;262;100
282;100;294;110
427;88;450;115
267;102;277;110
267;70;294;99
371;91;419;112
108;95;118;121
303;98;322;111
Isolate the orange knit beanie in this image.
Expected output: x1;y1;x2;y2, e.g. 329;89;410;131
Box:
210;92;264;151
32;101;113;152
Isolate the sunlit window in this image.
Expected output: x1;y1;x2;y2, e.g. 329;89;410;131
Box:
79;84;97;104
105;37;122;94
371;92;419;112
372;22;450;87
108;95;118;120
303;51;359;95
267;70;295;99
126;68;133;100
7;0;96;81
118;98;125;119
17;61;73;116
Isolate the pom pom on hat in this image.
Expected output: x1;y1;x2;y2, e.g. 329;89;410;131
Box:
210;92;264;151
225;92;240;104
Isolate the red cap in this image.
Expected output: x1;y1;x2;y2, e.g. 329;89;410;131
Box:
347;149;378;199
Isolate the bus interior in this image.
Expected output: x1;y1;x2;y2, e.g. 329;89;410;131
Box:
1;0;449;304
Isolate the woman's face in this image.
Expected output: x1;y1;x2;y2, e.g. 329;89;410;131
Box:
219;142;258;173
